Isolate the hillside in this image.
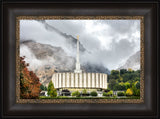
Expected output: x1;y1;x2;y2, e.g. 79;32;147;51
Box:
118;51;140;70
20;40;110;86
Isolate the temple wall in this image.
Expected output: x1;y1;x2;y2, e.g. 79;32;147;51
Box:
83;73;86;87
88;73;91;88
52;73;107;89
96;73;99;88
79;73;82;88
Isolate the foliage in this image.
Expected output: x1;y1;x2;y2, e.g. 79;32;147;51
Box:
122;70;140;83
124;82;131;89
135;81;140;89
104;89;111;93
108;69;140;91
126;88;133;96
47;81;57;97
117;91;125;96
40;84;45;90
107;90;113;95
20;56;41;99
113;95;117;98
82;89;87;94
128;68;133;72
108;79;117;91
103;92;107;96
40;95;140;99
44;86;47;91
131;82;140;96
120;69;127;75
90;91;98;96
72;91;81;97
108;70;120;82
115;82;126;90
40;84;47;91
103;90;113;96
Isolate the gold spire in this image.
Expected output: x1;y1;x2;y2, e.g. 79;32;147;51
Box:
77;35;79;40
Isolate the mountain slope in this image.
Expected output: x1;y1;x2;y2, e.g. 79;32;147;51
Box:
118;51;140;70
20;40;110;86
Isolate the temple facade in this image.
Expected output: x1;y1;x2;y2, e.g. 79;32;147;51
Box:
52;35;107;92
52;73;107;89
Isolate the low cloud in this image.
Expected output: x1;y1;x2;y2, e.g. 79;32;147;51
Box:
20;19;140;70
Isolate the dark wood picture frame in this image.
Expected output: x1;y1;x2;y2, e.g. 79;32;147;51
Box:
1;0;159;118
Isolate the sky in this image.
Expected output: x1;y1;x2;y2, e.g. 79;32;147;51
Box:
20;19;140;70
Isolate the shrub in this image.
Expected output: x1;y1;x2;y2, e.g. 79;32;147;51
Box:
134;89;140;96
103;92;108;96
72;91;80;97
103;90;113;96
82;89;87;94
107;90;113;96
117;91;125;96
104;89;110;93
113;95;117;98
126;88;133;96
90;91;98;96
82;89;90;96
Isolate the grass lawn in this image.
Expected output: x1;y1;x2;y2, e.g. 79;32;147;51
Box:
39;96;140;99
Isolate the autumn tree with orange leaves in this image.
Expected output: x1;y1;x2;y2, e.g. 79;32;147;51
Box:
20;56;41;99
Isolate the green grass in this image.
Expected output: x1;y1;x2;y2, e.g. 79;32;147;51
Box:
39;96;140;99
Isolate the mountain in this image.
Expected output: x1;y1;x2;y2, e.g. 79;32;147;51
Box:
20;40;110;87
38;20;86;53
118;51;140;70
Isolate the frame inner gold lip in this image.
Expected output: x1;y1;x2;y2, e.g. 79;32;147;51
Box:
16;16;144;104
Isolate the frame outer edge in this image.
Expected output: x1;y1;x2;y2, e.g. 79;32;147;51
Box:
1;1;159;118
157;1;160;119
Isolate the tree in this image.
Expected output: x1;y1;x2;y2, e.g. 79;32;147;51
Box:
20;56;41;99
120;69;127;75
108;79;117;90
116;82;126;90
111;70;120;79
135;81;140;89
40;84;45;90
47;81;57;97
128;68;133;73
124;82;131;89
132;81;140;96
44;86;47;91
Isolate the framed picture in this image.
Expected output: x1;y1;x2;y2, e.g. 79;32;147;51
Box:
16;16;144;103
1;0;159;118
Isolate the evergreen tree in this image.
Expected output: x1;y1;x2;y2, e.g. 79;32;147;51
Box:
40;84;45;90
47;81;57;97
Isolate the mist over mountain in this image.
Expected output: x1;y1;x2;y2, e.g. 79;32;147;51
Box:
20;20;140;70
20;40;110;86
117;51;140;70
20;20;141;87
38;20;87;54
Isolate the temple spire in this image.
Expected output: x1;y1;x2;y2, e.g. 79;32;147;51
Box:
74;35;82;73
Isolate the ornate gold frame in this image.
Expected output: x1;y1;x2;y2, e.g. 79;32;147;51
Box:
16;16;144;103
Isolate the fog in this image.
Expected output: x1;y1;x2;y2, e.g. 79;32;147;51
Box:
20;19;140;70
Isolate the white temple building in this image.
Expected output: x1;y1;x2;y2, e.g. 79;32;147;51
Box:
52;36;107;91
